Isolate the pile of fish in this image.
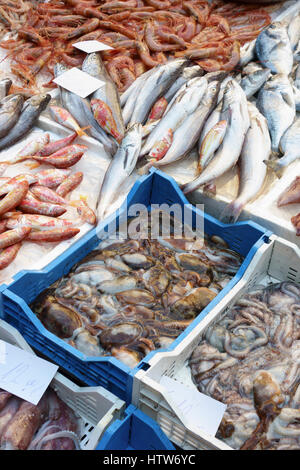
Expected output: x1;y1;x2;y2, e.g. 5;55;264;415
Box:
0;387;80;450
0;0;271;91
189;281;300;450
30;225;243;368
0;78;50;151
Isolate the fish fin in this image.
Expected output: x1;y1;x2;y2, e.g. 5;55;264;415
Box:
263;159;284;178
220;200;243;224
77;125;91;137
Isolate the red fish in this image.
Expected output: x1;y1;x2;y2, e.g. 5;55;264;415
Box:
91;99;122;142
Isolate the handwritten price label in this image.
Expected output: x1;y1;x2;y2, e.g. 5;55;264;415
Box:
160;376;226;437
0;340;58;405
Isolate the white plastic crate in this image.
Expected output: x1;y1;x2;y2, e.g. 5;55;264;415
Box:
132;235;300;450
0;319;126;450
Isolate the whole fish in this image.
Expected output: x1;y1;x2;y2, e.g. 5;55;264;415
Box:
197;101;222;153
6;214;75;231
31;151;84;169
0;78;12;100
255;22;293;75
0;174;38;197
141;76;207;157
0;243;22;270
0;95;24;139
0;181;29;216
152;80;221;168
240;68;271;98
91;99;122;142
164;65;203;102
30;185;67;205
197;120;227;174
97;123;142;220
0;226;31;249
182;80;250;194
49;106;88;137
265;118;300;176
55;171;83;197
0;94;51;151
36;169;71;188
82;52;125;140
120;67;155;108
277;176;300;206
129;59;187;125
18;193;67;217
287;14;300;50
54;63;116;156
37;132;77;156
257;74;295;153
27;227;80;242
222;103;271;223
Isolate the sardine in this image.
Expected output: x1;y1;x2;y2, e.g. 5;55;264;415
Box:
0;94;24;139
222;103;271;223
97;123;142;220
287;14;300;50
129;59;187;125
141;76;207;157
255;22;293;75
153;79;221;168
265;118;300;176
257;73;295;153
182;80;250;194
0;78;12;100
0;94;51;151
82;52;125;139
240;68;271;98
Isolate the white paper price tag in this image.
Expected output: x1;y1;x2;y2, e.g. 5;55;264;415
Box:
53;67;105;98
73;40;113;53
160;376;226;437
0;340;58;405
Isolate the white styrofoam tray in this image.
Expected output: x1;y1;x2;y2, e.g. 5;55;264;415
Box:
0;318;126;450
132;235;300;450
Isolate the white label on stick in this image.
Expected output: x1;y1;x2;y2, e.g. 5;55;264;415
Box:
160;376;226;437
0;340;58;405
53;67;105;98
73;40;113;53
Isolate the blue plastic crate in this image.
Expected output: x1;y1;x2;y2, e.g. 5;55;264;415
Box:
96;404;175;450
0;169;272;403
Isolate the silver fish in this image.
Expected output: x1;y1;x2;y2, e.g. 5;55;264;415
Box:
82;53;125;139
54;63;116;156
163;75;205;116
240;68;271;98
164;65;203;102
242;62;264;75
256;73;295;153
182;80;250;194
141;76;207;157
265;118;300;177
239;39;256;67
255;22;293;75
0;94;24;139
0;94;51;151
153;79;220;168
287;14;300;50
222;102;271;223
129;59;187;125
0;78;12;101
120;67;154;108
97;123;142;220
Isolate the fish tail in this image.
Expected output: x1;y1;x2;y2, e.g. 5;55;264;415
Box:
263;159;284;178
76;125;91;137
220;200;243;224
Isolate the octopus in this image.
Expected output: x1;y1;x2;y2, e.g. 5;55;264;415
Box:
189;281;300;450
30;217;243;369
